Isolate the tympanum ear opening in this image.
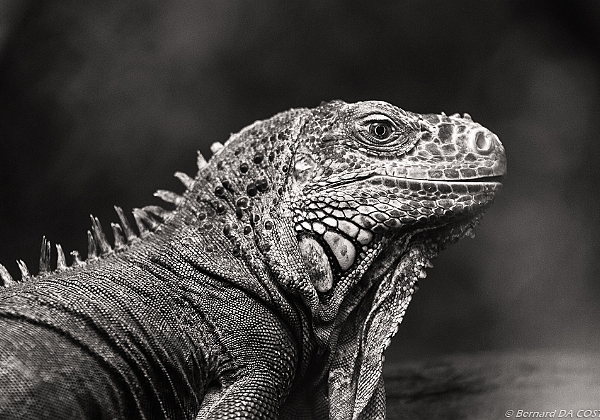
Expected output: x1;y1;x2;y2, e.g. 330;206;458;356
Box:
293;154;316;183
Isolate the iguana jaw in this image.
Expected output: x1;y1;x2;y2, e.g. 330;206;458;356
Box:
295;171;501;305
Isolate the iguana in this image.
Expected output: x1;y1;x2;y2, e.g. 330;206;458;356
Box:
0;100;506;419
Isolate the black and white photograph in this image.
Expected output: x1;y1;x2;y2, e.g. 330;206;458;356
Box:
0;1;599;418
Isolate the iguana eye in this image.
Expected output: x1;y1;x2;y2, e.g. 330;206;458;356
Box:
368;121;393;140
351;111;417;154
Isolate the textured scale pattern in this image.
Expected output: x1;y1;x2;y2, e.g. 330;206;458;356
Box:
0;100;506;419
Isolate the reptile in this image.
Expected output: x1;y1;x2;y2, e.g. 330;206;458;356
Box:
0;100;506;419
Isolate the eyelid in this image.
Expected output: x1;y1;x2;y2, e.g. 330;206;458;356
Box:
361;114;395;125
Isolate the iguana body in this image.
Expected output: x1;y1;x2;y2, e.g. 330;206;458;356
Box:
0;100;506;419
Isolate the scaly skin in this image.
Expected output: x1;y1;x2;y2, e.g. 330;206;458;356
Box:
0;100;506;419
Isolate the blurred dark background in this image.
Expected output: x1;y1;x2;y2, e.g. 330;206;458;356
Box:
1;0;599;365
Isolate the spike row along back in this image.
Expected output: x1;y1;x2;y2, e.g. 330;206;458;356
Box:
0;204;180;286
0;147;219;285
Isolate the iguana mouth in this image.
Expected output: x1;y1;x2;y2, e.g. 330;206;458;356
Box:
458;175;504;184
320;173;504;192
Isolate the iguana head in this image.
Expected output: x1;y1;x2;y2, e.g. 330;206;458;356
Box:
290;100;505;315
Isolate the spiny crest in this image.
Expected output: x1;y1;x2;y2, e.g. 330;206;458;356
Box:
0;205;173;286
0;147;217;287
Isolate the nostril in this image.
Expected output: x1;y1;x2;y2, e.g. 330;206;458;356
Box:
474;131;494;155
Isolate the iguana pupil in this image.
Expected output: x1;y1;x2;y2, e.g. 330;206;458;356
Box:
370;121;392;139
